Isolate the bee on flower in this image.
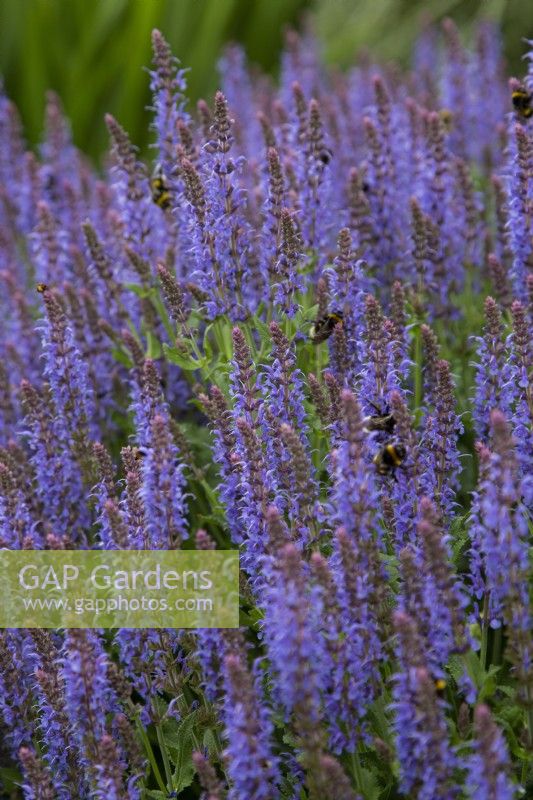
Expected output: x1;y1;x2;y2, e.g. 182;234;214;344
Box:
363;401;397;434
309;311;344;344
373;442;406;476
150;162;173;209
510;80;532;119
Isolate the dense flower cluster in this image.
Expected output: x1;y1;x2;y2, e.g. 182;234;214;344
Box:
0;19;531;800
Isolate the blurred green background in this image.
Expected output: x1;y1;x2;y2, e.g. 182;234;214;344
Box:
1;0;532;162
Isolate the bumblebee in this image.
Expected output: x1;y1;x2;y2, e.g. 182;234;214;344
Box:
512;88;533;119
435;678;447;698
318;146;333;165
373;442;406;476
364;402;396;435
438;108;454;132
310;311;343;344
150;163;172;210
36;283;49;293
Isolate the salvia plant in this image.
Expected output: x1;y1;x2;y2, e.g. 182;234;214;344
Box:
0;19;531;800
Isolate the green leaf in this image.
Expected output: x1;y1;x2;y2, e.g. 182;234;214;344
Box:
203;727;220;758
146;330;162;360
125;282;153;299
496;684;516;698
239;608;257;626
479;674;498;700
368;695;393;744
281;729;298;748
167;710;201;792
254;315;272;347
199;479;223;514
246;605;265;625
150;289;175;340
202;355;222;383
0;766;21;792
111;347;134;368
202;322;214;361
463;649;487;689
496;709;530;761
359;766;381;800
163;343;206;370
296;302;319;324
447;655;466;685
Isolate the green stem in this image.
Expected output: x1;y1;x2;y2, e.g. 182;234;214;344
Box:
212;316;233;361
156;721;173;790
528;701;533;751
152;291;176;342
311;350;325;473
521;758;528;788
491;626;502;666
413;323;422;423
524;686;533;770
283;313;291;342
135;718;167;794
188;327;205;362
480;592;490;671
349;749;364;795
315;337;323;379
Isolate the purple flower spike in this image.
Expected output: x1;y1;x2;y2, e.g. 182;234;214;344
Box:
193;750;224;800
37;284;95;440
274;208;304;317
62;630;117;767
18;747;55;800
392;611;459;800
196;91;259;318
200;386;244;544
222;652;280;800
105;113;154;258
141;412;188;549
150;29;190;172
466;704;517;800
331;389;383;557
506;123;532;304
421;359;463;518
262;544;325;726
473;297;513;441
0;631;34;755
469;410;530;622
417;496;469;662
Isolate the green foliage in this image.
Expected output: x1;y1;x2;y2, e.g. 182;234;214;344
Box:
0;766;20;795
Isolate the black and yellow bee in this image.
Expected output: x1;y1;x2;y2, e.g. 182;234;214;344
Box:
36;283;49;294
438;108;454;133
435;678;447;698
310;311;343;344
373;442;406;476
318;146;333;165
512;88;533;119
364;402;396;435
150;163;172;210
